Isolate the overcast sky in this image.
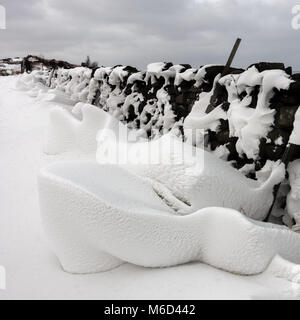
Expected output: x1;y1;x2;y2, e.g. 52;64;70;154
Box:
1;0;300;70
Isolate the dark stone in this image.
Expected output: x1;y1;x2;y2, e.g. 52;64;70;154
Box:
189;87;204;94
259;139;286;161
220;102;230;112
248;62;285;72
228;67;245;74
216;129;230;144
173;104;189;121
175;94;184;105
208;136;219;151
247;86;260;109
255;159;267;172
178;64;192;70
292;73;300;81
177;80;196;92
276;106;298;128
225;137;239;161
165;85;176;95
150;76;165;90
285;66;293;75
288;80;300;97
162;62;173;71
125;105;136;122
202;65;224;84
267;128;290;145
289;145;300;162
138;101;146;114
271;92;300;106
206;82;228;113
123;66;139;74
185;96;196;106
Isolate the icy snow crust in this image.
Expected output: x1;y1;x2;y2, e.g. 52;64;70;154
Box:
12;69;300;279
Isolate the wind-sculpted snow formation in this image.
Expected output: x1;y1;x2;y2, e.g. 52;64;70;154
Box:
96;132;285;220
38;161;300;278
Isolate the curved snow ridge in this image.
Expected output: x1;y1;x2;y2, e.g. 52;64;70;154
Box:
38;161;300;276
97;133;285;220
44;102;125;155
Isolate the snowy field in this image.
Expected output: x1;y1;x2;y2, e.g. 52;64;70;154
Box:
0;75;300;300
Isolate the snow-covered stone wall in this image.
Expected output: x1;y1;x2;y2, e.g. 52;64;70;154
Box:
40;61;300;176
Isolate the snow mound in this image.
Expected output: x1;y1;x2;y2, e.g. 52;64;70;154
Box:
38;161;300;276
97;133;285;220
37;89;76;106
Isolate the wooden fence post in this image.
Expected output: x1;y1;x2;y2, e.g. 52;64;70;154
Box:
206;38;241;113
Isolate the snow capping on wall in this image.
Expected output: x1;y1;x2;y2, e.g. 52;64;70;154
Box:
33;62;300;175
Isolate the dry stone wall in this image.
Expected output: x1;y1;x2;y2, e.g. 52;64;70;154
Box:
42;61;300;177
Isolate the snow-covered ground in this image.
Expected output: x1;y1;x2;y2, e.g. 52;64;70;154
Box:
0;75;300;300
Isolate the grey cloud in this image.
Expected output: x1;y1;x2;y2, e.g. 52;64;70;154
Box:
1;0;300;70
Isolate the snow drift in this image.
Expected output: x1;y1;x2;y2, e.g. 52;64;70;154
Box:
37;100;300;277
97;132;285;220
38;161;300;276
